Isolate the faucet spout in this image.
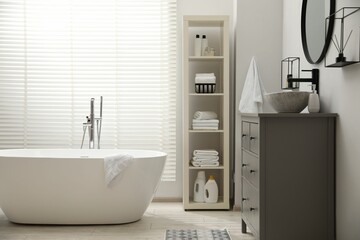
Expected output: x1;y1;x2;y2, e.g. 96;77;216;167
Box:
287;69;319;94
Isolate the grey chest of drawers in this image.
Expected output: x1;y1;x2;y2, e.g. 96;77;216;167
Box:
240;113;337;240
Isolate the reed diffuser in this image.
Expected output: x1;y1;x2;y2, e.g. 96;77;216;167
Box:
325;7;360;67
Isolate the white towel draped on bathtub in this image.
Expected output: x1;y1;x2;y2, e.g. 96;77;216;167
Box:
104;154;134;186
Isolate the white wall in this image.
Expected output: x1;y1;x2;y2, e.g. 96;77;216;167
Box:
155;0;235;198
283;0;360;239
234;0;283;207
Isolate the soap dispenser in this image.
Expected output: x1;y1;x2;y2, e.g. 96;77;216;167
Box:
194;34;201;56
308;84;320;113
201;35;208;56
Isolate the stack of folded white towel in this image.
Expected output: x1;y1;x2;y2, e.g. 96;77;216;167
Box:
195;73;216;84
192;111;219;130
192;149;219;167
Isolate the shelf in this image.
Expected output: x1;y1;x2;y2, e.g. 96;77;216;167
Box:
189;93;224;96
189;165;224;170
324;8;360;68
189;129;224;133
326;61;360;67
184;15;227;26
189;56;224;61
183;15;229;211
187;197;227;210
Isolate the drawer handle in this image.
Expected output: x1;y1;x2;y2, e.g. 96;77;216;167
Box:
250;136;256;140
242;134;247;138
242;198;248;202
242;163;248;167
250;207;257;212
250;169;256;173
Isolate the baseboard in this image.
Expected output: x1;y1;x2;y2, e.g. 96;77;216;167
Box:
152;198;241;210
233;204;241;211
152;197;182;202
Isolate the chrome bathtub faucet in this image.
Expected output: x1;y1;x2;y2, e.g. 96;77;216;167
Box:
81;96;103;149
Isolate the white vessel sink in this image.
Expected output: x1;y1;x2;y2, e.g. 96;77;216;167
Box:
265;91;311;113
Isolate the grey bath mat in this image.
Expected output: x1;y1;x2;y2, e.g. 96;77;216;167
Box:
165;229;232;240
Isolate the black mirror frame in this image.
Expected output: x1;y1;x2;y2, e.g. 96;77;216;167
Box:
301;0;336;64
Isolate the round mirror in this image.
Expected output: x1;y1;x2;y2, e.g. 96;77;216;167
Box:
301;0;336;64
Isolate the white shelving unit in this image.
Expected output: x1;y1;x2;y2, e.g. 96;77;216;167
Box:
183;16;229;210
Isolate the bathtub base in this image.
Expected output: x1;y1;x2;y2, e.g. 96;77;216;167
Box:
7;218;142;225
0;149;167;226
1;205;148;225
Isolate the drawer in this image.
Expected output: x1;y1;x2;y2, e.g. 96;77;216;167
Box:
242;121;250;150
249;123;259;155
242;180;259;235
242;150;259;189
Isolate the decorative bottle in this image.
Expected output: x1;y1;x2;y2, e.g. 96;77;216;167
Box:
201;35;208;56
308;85;320;113
194;34;201;56
204;175;218;203
193;171;206;202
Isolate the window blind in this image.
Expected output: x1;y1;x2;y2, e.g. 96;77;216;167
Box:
0;0;177;181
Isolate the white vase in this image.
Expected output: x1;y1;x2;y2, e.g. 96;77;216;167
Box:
193;171;206;202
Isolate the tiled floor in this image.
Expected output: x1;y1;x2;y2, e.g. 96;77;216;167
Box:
0;202;255;240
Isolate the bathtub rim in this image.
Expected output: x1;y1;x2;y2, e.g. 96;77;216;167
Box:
0;148;167;160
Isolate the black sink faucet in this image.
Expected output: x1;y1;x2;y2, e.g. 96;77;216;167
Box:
287;69;319;95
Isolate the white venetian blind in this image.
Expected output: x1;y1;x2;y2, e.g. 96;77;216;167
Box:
0;0;177;181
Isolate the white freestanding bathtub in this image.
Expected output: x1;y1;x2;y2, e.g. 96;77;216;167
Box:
0;149;166;225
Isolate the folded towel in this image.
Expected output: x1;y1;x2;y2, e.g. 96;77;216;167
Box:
104;153;134;186
195;76;216;81
193;150;219;156
192;160;219;164
193;125;219;129
192;122;219;126
193;111;218;120
193;122;218;126
192;126;219;130
192;119;219;124
192;161;219;166
195;76;216;84
196;73;215;78
193;126;219;129
193;156;219;161
191;161;220;167
192;119;219;130
195;73;216;84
